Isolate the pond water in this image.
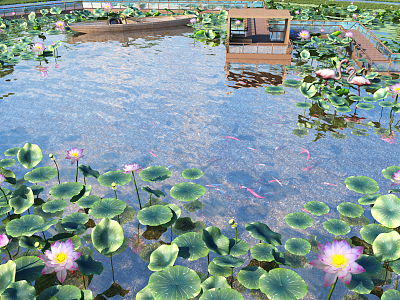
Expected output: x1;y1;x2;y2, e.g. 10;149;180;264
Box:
1;22;399;299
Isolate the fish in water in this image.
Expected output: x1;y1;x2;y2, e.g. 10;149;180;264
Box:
148;150;157;157
321;182;337;186
222;136;241;142
247;147;259;151
246;187;265;199
299;148;311;160
206;158;219;163
269;177;283;186
152;121;156;128
275;145;283;151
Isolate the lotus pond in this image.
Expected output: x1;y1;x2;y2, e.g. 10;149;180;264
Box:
1;2;400;300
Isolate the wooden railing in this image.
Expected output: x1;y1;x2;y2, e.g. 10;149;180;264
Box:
0;1;83;17
226;38;293;55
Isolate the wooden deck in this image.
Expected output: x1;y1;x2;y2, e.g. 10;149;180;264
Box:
346;29;387;62
244;17;274;43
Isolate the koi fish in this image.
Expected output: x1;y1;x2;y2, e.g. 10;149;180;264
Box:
275;145;283;151
299;148;311;160
246;187;265;199
239;183;242;189
255;164;267;166
222;136;241;142
167;165;174;169
148;150;157;157
321;182;337;186
247;147;259;151
215;188;231;198
205;183;229;187
257;186;262;193
269;177;283;186
301;208;310;213
262;192;278;195
152;121;156;128
302;162;320;171
206;158;219;163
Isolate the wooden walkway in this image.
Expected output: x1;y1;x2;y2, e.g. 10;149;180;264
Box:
347;29;387;62
244;18;273;43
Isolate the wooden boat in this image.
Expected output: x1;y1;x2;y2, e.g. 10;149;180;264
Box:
68;15;195;34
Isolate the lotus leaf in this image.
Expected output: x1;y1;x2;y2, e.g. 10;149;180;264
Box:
382;290;400;300
61;212;89;231
42;199;67;213
335;106;352;112
170;182;206;202
228;239;249;257
300;82;316;98
382;166;400;182
379;101;394;107
148;244;179;271
202;226;229;255
0;261;16;296
389;259;400;275
14;255;44;283
295;102;312;108
142;186;165;198
285;212;313;229
337;202;364;218
75;254;103;276
323;219;350;235
97;171;131;187
356;255;382;276
237;266;267;290
111;205;136;226
148;265;201;300
136;286;155;300
300;49;310;60
373;231;400;261
201;276;230;291
182;168;203;179
17;143;42;169
345;176;379;194
1;280;36;300
89;198;126;219
36;285;81;300
304;201;329;216
284;238;311;256
43;233;81;252
265;86;285;95
92;218;124;256
30;185;44;196
0;159;15;168
347;274;374;294
77;195;101;208
6;214;44;237
283;80;302;88
373;87;390;100
250;243;277;262
357;103;375;110
371;194;400;228
50;182;84;199
246;222;282;245
9;185;34;214
140;243;161;263
78;165;100;178
340;214;369;227
183;199;203;212
137;205;173;226
199;288;244;300
139;166;171;182
208;261;232;277
172;232;208;261
4;147;21;156
358;193;381;205
213;256;244;268
172;217;205;235
19;235;45;250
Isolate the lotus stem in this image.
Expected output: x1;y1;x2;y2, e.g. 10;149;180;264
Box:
110;254;115;283
82;273;86;289
207;254;210;278
76;161;79;182
326;278;337;300
230;268;234;288
235;227;237;244
50;156;60;184
42;231;46;240
131;171;142;210
150;195;152;206
5;246;12;261
12;246;19;258
0;187;9;205
84;176;86;185
396;274;399;290
395;95;399;105
170;226;172;243
26;250;29;256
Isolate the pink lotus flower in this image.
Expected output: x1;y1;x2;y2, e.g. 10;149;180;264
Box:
373;13;376;15
320;28;324;33
190;18;197;24
101;2;113;13
295;10;300;14
12;12;15;15
298;30;310;41
32;42;45;56
235;20;241;26
310;240;365;287
39;239;81;283
55;20;65;28
123;163;143;173
316;9;319;12
393;170;400;182
70;10;73;13
66;148;84;164
345;31;354;38
0;233;10;248
352;14;357;18
0;174;5;186
390;83;400;95
55;64;59;68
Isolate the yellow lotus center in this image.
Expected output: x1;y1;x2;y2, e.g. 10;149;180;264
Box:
72;153;78;157
395;88;400;92
332;254;346;267
56;253;67;263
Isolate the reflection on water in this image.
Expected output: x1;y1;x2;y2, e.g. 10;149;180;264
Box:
1;24;400;300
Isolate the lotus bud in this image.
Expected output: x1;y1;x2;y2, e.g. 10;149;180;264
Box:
49;153;55;160
112;182;116;190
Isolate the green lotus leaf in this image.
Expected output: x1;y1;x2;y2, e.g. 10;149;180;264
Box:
139;166;171;182
6;215;44;237
213;256;244;268
382;289;400;300
304;201;329;216
182;168;203;179
61;212;89;232
300;82;316;98
350;96;364;101
89;198;126;219
92;218;124;256
259;268;307;300
14;255;44;283
351;129;369;136
75;254;103;276
0;260;16;295
42;199;67;213
202;226;229;255
77;195;101;208
24;167;57;183
78;165;100;178
337;202;364;218
36;285;82;300
33;205;63;219
136;286;155;300
17;143;42;169
0;159;15;168
250;243;277;262
170;182;206;202
318;99;330;111
345;176;379;194
373;231;400;261
347;274;374;294
327;94;345;106
148;266;201;300
201;276;230;292
160;204;181;228
183;200;203;212
172;217;205;235
283;79;302;88
97;171;131;187
358;193;381;205
1;280;36;300
42;233;81;252
363;96;378;102
0;204;12;215
373;87;390;100
265;86;285;95
0;168;16;185
285;65;297;71
19;235;45;250
356;255;382;276
142;186;165;198
295;102;312;108
371;194;400;228
300;49;310;60
237;266;267;290
111;204;136;226
50;182;84;199
70;184;92;204
9;185;34;214
30;185;44;196
4;147;21;156
284;238;311;256
389;259;400;275
323;219;351;235
148;244;179;271
379;101;394;107
140;242;161;263
137;205;173;226
356;103;375;110
285;212;313;229
229;239;249;257
382;166;400;182
32;218;58;234
335;106;352;113
208;261;232;277
245;222;282;245
172;232;209;261
199;288;244;300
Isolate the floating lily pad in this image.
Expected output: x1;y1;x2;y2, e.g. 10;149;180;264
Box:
345;176;379;194
24;167;57;183
160;204;181;228
136;286;155;300
384;80;400;86
208;261;232;277
201;276;230;292
245;222;281;246
148;244;179;271
32;205;63;219
356;103;375;110
202;226;229;256
373;231;400;261
75;254;103;276
182;168;203;179
0;260;16;296
284;238;311;256
200;288;244;300
360;224;393;245
19;235;45;250
97;171;131;187
76;195;101;209
350;96;364;101
379;101;394;107
371;194;400;228
229;239;249;257
304;201;329;216
183;200;203;212
42;199;67;213
17;143;42;169
285;212;313;229
283;80;302;88
61;212;89;232
111;205;136;226
0;159;15;168
172;217;205;235
1;280;36;299
30;185;44;196
283;252;308;269
381;290;400;300
148;266;201;300
142;187;165;198
92;218;124;256
358;193;381;205
170;182;206;202
5;215;43;237
50;182;84;199
4;147;21;156
337;202;364;218
295;102;312;108
137;205;173;226
259;268;307;300
347;274;374;294
363;97;378;102
14;255;44;283
36;285;82;300
140;243;161;263
356;255;382;276
335;106;352;113
70;184;92;204
89;198;126;219
140;166;171;182
213;256;244;268
172;232;209;261
323;219;351;235
237;266;267;290
78;165;100;178
382;166;400;182
265;86;285;95
9;185;34;214
250;243;277;262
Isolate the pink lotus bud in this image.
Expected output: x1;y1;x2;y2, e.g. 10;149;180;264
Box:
0;234;10;248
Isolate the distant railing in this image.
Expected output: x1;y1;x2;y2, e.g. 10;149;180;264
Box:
226;38;293;55
0;1;83;17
